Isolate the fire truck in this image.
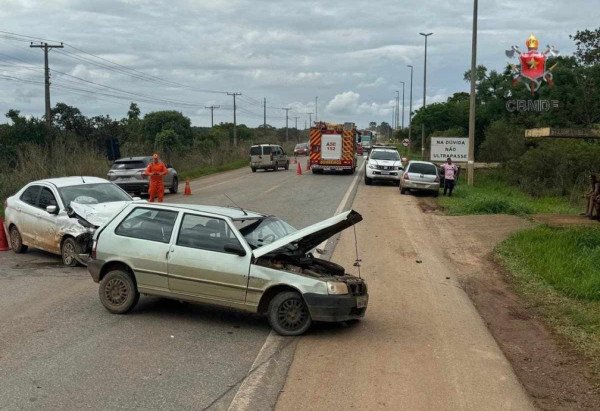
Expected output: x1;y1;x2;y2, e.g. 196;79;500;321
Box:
309;122;358;174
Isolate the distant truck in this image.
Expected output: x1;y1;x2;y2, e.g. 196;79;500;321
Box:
359;130;376;153
309;122;358;174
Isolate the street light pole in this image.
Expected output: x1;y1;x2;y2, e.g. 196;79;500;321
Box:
407;65;414;145
467;0;478;186
419;32;433;160
399;81;405;129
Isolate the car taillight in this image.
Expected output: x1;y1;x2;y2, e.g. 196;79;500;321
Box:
91;239;97;259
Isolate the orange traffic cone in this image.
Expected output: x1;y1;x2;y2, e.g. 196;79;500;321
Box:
296;162;302;175
184;178;192;195
0;218;10;251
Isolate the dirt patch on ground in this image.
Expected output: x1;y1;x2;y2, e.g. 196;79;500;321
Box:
432;213;600;409
417;196;443;214
531;213;600;228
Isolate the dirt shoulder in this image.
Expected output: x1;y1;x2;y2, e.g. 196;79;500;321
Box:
276;185;533;410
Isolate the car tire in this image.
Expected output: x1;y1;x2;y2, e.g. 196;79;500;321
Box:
9;226;27;253
99;270;140;314
61;237;82;267
284;161;289;170
268;291;312;336
251;167;257;173
365;175;372;185
273;164;278;172
169;177;179;194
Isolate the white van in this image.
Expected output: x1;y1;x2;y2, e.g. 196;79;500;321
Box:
250;144;289;172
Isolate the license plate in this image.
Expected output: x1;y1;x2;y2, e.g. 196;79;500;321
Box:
380;171;390;175
356;295;368;309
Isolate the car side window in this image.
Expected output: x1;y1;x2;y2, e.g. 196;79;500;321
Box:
20;185;41;206
38;187;58;209
115;208;178;244
177;214;241;253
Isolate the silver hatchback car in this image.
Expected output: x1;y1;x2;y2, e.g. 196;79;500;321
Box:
107;156;179;196
87;204;368;336
399;161;441;196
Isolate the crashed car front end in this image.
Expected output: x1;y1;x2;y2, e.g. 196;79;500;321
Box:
248;210;369;322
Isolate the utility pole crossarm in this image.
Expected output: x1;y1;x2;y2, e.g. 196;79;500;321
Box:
30;41;64;126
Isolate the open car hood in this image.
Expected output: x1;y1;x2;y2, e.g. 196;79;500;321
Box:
69;201;131;227
253;210;362;258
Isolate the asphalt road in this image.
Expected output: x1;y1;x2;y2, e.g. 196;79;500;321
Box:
0;156;364;409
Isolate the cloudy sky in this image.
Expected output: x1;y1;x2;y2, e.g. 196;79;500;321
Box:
0;0;597;129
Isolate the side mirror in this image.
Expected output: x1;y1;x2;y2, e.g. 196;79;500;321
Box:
46;205;58;214
224;243;247;257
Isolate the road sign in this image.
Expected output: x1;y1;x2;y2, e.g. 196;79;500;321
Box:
402;139;410;147
430;137;469;162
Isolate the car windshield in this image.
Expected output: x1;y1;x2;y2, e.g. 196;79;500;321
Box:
295;144;307;149
59;183;132;206
370;150;400;161
111;160;147;170
408;163;437;175
236;216;297;249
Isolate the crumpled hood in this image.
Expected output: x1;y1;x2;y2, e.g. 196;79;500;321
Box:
69;201;131;227
253;210;362;258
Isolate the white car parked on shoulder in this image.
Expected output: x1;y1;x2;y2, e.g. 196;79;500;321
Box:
364;148;403;185
3;177;134;266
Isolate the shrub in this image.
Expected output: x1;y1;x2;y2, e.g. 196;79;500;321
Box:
478;120;526;162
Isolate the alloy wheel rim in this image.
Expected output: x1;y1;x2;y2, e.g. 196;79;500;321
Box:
104;278;129;305
277;298;307;331
10;229;20;249
63;242;75;265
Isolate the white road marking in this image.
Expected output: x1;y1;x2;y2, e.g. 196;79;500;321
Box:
227;158;365;411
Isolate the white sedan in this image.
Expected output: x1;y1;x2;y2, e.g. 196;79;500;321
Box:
3;177;134;266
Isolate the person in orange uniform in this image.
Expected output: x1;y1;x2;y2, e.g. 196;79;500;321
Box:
145;153;168;202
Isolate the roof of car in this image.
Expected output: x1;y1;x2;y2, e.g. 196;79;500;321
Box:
370;147;399;152
407;160;437;165
114;156;151;161
137;203;266;220
36;176;111;188
251;144;279;147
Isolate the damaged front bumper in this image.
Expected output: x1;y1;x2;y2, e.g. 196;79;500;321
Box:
304;292;369;322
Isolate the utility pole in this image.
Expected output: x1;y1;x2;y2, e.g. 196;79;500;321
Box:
204;105;220;127
419;32;433;160
293;116;299;142
407;65;414;145
400;81;405;129
263;97;267;137
304;120;307;130
282;108;290;141
30;41;63;126
315;96;318;122
467;0;478;186
307;112;313;128
227;92;241;145
395;91;400;131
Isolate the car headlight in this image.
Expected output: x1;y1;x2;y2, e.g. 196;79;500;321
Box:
368;164;376;169
326;281;349;295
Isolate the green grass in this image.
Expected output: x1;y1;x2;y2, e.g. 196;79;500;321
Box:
179;158;248;180
437;170;581;216
497;226;600;370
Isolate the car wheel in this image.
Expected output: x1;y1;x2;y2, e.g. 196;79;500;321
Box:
273;165;278;171
99;270;140;314
268;291;312;336
365;175;372;185
169;177;179;194
61;237;82;267
433;190;439;197
9;226;27;253
284;161;289;170
252;168;257;173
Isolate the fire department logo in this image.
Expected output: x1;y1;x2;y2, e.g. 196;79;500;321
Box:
506;34;559;94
